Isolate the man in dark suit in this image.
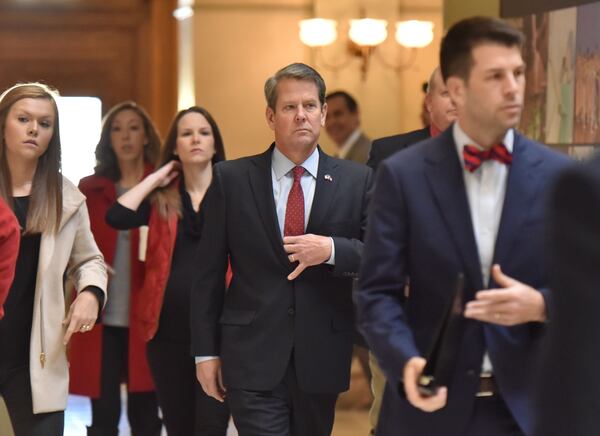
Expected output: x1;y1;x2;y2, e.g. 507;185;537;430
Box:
367;67;457;172
325;91;371;164
192;63;372;435
534;155;600;436
357;17;571;436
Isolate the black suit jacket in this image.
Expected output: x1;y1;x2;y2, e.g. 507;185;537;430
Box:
366;126;430;171
535;155;600;436
191;145;372;394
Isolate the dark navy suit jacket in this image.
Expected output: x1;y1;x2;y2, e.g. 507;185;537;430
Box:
366;127;430;172
357;127;571;436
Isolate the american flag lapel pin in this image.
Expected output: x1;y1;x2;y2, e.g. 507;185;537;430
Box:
324;174;333;182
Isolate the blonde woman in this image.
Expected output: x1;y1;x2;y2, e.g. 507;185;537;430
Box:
0;83;107;435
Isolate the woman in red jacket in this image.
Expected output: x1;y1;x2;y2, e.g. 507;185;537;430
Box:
68;101;163;436
106;106;230;436
0;197;19;318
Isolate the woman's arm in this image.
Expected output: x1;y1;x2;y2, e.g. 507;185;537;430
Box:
63;201;108;344
117;160;180;211
106;161;180;230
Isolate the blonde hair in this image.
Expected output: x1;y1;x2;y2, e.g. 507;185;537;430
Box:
0;82;63;233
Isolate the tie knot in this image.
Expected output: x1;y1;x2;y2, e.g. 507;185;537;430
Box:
292;166;305;181
463;143;512;172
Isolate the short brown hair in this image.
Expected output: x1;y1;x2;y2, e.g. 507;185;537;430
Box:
264;63;326;111
440;16;524;82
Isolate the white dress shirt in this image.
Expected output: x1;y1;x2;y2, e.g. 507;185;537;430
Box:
452;122;514;373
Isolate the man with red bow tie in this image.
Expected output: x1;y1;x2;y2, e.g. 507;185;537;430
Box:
357;16;571;436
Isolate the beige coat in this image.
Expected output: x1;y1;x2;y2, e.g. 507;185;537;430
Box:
29;178;107;414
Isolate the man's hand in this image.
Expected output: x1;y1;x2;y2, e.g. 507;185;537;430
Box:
403;357;448;412
196;358;226;402
464;264;546;325
283;234;332;280
63;290;99;345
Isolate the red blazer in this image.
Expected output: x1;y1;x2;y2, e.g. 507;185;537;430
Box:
68;171;155;397
0;198;19;319
133;204;178;341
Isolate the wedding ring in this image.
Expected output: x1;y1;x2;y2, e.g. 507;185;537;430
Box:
494;313;501;320
81;324;91;332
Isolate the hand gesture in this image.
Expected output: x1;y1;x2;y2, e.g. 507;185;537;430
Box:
464;264;546;325
63;290;99;345
283;234;332;280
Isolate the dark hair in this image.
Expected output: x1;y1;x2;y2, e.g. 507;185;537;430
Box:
94;101;161;180
325;91;359;113
440;16;524;82
0;83;63;233
152;106;226;218
264;63;326;111
159;106;225;167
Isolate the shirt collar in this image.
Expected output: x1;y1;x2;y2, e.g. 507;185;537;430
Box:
272;145;319;181
338;128;362;159
453;122;514;167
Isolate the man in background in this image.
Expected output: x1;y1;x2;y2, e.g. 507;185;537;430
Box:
325;91;371;164
367;67;457;172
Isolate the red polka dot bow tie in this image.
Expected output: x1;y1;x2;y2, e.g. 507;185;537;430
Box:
463;143;513;172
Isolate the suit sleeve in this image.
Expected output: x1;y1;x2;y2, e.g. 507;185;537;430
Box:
366;140;383;172
356;160;420;382
331;167;372;277
190;164;228;356
0;201;19;319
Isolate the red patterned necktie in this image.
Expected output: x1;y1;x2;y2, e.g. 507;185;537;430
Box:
463;143;512;172
284;166;305;237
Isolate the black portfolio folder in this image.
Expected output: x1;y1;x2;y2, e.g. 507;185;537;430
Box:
417;273;467;396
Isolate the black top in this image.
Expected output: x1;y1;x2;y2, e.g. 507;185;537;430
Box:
0;196;104;372
0;197;39;370
106;183;203;344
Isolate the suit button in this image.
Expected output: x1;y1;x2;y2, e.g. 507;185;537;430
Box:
466;369;477;377
288;307;295;316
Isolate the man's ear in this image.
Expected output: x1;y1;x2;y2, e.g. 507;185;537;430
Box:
266;106;276;131
445;76;465;108
320;102;328;127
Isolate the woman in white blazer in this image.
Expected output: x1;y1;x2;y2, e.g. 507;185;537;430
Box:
0;83;107;435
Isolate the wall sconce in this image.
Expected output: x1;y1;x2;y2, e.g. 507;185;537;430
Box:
299;16;434;79
173;0;194;21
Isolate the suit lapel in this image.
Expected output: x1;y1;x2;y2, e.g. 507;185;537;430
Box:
493;134;543;267
306;148;339;234
248;146;290;267
424;130;484;291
